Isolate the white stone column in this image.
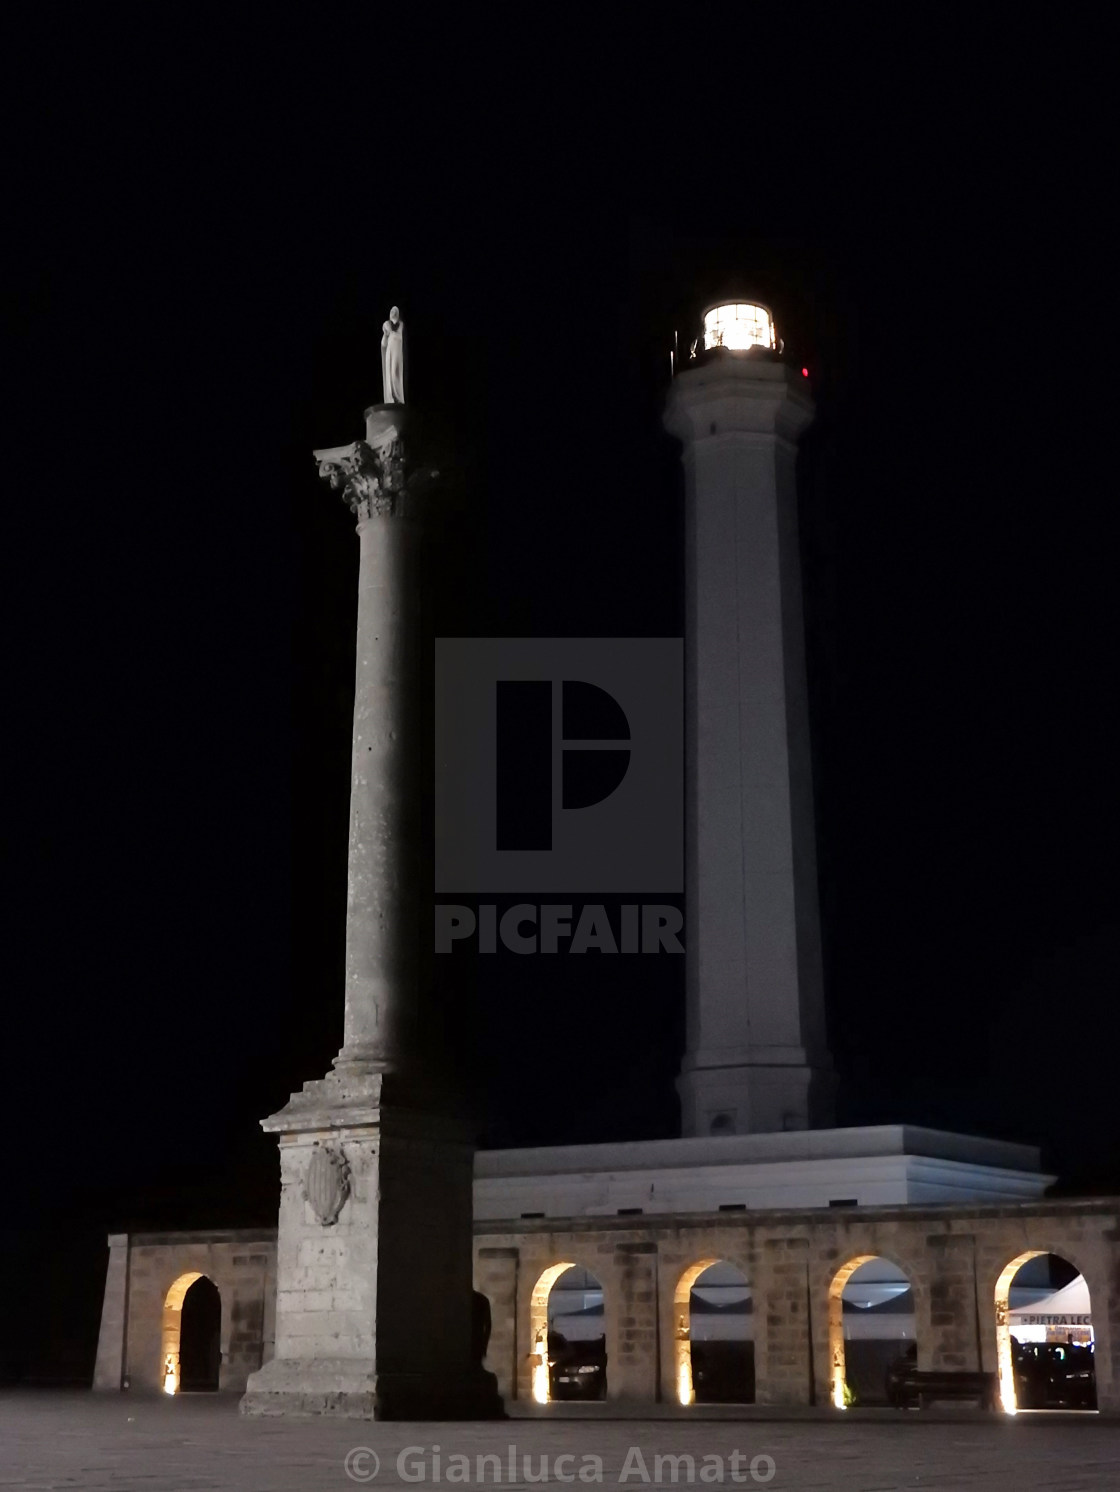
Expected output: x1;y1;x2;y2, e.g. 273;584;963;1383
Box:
664;355;833;1136
241;404;502;1419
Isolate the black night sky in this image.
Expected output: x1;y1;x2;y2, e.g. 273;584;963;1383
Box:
7;14;1116;1381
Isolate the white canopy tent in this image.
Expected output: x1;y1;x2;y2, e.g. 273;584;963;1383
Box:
1010;1275;1093;1343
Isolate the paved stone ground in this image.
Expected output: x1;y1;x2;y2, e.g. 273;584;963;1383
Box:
0;1392;1116;1491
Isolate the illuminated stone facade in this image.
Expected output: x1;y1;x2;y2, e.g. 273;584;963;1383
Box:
96;1195;1120;1413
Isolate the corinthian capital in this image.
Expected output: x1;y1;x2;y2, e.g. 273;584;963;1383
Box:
314;433;406;518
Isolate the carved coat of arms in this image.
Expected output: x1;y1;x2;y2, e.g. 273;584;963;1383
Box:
303;1144;351;1226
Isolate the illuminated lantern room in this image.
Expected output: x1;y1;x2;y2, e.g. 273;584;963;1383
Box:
702;301;776;353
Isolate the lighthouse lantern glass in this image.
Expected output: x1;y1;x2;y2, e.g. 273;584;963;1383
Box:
703;303;775;353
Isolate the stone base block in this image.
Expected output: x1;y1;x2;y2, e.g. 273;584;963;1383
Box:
239;1067;504;1422
241;1355;504;1420
241;1356;378;1418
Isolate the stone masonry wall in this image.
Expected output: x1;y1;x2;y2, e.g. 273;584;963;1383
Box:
471;1200;1120;1411
109;1231;276;1393
97;1200;1120;1410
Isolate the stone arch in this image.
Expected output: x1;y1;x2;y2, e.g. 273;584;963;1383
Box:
994;1248;1095;1413
529;1261;606;1404
828;1253;915;1409
673;1258;753;1405
674;1259;719;1405
161;1272;221;1394
530;1262;575;1402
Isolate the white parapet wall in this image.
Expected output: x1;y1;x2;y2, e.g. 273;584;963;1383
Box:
472;1126;1053;1221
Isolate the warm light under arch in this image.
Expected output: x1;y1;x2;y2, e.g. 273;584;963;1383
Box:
528;1262;577;1404
673;1258;722;1405
161;1271;209;1396
828;1254;913;1410
994;1250;1093;1414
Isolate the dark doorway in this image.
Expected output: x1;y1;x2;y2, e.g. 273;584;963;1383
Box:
547;1266;607;1402
178;1276;221;1391
688;1261;754;1405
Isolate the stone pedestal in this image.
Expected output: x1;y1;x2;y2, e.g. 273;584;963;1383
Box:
664;352;834;1136
241;1072;502;1419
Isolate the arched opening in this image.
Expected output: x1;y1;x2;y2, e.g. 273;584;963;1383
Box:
162;1273;221;1394
829;1256;914;1408
674;1259;753;1405
529;1262;605;1403
996;1251;1096;1413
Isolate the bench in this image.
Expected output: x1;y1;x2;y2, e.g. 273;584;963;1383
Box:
897;1370;998;1410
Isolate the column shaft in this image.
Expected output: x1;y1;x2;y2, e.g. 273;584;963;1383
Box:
337;515;420;1070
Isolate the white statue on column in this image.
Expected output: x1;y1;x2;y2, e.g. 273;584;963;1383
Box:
381;306;405;404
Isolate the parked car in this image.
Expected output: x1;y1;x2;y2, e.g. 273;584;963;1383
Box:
548;1333;607;1401
1014;1341;1096;1409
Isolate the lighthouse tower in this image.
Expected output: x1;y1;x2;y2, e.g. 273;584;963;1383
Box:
665;302;834;1137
